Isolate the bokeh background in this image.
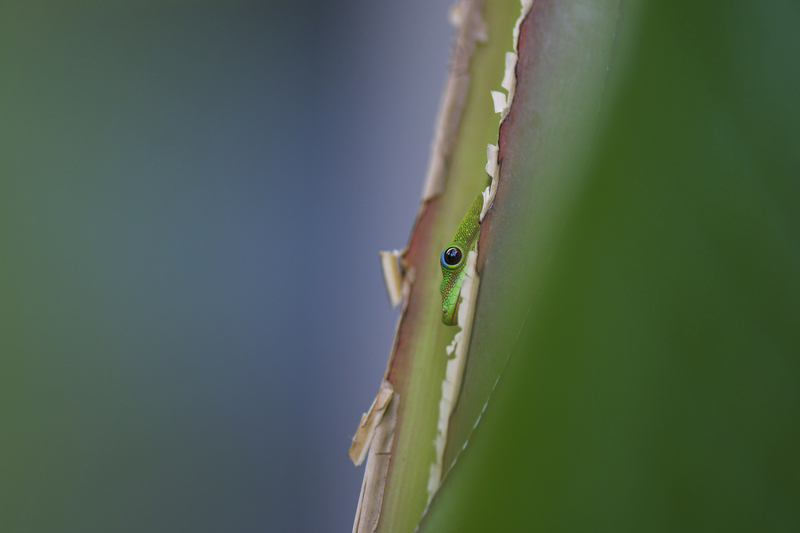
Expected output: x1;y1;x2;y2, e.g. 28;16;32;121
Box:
0;1;454;531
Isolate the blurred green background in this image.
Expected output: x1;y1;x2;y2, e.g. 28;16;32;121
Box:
0;1;453;531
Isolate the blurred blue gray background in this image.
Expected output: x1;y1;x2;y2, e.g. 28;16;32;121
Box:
0;1;453;531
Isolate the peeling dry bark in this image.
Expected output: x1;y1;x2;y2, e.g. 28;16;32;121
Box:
351;1;504;531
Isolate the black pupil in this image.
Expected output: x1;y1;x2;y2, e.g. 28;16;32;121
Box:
444;247;462;266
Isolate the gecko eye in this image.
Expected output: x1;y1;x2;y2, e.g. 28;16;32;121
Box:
442;246;463;267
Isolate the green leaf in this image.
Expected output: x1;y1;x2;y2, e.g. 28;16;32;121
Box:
419;0;800;530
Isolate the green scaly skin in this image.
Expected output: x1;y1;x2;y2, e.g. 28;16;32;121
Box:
439;193;483;325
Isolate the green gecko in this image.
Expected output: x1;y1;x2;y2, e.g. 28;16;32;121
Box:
439;193;483;326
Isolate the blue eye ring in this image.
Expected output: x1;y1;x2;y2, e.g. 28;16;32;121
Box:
441;246;463;268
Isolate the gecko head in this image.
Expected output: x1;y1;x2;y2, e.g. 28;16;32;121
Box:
439;246;465;326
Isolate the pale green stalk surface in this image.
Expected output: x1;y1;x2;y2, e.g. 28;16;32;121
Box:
375;2;520;532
